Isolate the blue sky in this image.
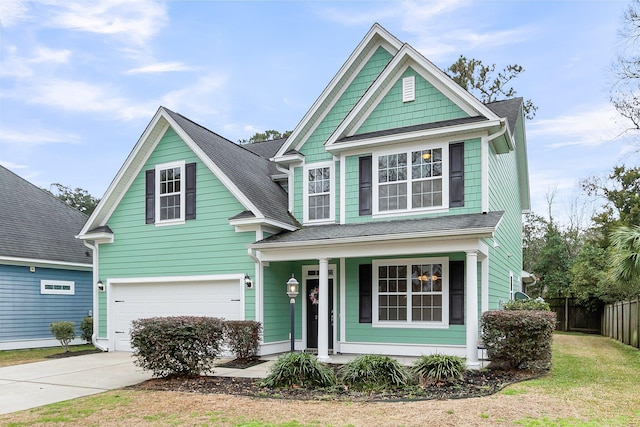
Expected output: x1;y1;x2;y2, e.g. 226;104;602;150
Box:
0;0;636;225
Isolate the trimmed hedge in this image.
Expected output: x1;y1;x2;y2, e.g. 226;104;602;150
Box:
80;316;93;343
50;321;76;352
503;299;550;311
130;316;225;378
481;310;556;370
224;320;262;360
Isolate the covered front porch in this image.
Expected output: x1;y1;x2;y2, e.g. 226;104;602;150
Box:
249;212;502;368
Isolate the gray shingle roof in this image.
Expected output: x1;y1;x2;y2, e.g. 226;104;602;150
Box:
243;138;287;159
485;97;523;133
163;109;299;228
337;116;488;143
0;166;91;265
253;211;503;246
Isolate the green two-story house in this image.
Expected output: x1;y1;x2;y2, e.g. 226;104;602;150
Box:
78;24;530;368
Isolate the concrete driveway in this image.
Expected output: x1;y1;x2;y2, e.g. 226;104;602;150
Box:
0;352;152;415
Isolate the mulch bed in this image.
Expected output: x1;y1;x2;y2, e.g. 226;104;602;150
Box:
45;349;103;359
128;363;541;402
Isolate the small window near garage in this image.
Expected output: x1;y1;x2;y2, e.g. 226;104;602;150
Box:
41;280;75;295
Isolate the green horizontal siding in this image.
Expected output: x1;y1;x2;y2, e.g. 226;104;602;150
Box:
97;127;256;336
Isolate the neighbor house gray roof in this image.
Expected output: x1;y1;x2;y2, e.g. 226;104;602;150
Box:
163;109;299;228
0;166;92;265
243;138;287;159
253;211;503;246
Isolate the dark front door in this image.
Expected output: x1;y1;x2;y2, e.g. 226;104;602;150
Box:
306;278;333;349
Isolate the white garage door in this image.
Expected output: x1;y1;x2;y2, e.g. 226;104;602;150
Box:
111;279;242;351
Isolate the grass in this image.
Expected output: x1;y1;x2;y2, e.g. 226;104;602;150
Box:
0;344;97;367
0;333;639;426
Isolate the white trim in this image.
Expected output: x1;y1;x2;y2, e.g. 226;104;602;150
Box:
372;257;449;328
302;161;335;224
258;340;303;355
339;257;346;351
0;256;92;270
274;24;402;160
154;160;186;226
481;136;489;212
41;279;75;295
325;44;501;149
229;217;298;233
338;342;466;358
339;154;346;224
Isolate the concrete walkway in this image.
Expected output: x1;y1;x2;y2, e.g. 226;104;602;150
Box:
0;352;276;415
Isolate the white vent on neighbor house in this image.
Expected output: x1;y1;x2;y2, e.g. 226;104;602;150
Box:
402;76;415;102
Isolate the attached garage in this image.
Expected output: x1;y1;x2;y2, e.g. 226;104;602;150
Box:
108;275;244;351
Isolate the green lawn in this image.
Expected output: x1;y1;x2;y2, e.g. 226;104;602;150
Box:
0;334;639;426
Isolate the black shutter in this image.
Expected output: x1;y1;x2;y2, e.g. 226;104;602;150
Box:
145;169;155;224
185;162;196;220
359;264;372;323
359;156;372;216
449;260;465;325
449;142;465;207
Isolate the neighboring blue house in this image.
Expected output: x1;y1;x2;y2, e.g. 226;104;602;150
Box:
0;166;93;350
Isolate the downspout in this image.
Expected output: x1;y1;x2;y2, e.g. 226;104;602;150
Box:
83;240;108;352
247;247;263;326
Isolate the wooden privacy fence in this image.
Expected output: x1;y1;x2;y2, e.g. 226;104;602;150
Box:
603;298;640;349
547;298;602;334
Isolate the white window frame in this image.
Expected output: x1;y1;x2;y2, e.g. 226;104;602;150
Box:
372;257;449;329
41;280;75;295
303;161;335;224
155;160;186;226
372;142;449;217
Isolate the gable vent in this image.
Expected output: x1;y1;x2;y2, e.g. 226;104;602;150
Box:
402;76;415;102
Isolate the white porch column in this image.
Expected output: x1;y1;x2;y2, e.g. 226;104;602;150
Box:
465;250;480;368
317;258;331;362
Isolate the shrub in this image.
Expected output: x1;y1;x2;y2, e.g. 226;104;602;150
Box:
50;321;76;352
503;299;550;311
339;354;413;391
481;310;556;371
130;316;225;378
413;354;466;386
224;320;262;360
80;316;93;343
260;352;337;388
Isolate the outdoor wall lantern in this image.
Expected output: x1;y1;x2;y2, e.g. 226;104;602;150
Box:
244;274;253;289
97;280;105;292
286;274;299;352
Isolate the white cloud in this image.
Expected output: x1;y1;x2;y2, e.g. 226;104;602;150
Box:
0;160;27;170
0;0;28;27
23;78;154;120
528;105;629;149
0;128;79;145
44;0;168;46
125;62;193;74
159;73;228;117
30;46;72;64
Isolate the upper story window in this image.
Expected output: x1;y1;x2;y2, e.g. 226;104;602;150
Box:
373;258;448;327
145;161;196;226
158;163;183;221
303;162;334;223
374;146;446;215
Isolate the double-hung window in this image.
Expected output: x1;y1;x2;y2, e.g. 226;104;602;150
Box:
374;146;446;214
373;258;448;327
156;161;185;224
303;162;334;223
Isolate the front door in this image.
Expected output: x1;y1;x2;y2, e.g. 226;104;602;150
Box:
306;278;333;350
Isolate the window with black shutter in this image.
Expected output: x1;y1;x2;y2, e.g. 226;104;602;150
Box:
359;264;372;323
145;161;196;224
449;260;465;325
449;142;464;207
359;156;372;216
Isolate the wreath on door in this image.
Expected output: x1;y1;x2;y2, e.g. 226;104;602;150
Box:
309;287;319;305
